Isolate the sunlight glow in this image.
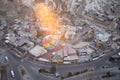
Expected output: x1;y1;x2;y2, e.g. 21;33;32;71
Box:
35;4;61;34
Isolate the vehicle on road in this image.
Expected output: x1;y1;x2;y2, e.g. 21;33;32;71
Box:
54;72;60;78
15;53;21;58
5;56;9;62
10;70;15;78
12;53;21;59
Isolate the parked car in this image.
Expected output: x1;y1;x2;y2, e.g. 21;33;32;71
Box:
63;61;71;64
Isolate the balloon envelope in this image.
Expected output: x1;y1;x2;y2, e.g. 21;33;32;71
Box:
42;35;60;52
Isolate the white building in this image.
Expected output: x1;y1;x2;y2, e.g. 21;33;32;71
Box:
55;49;63;57
64;25;77;40
64;55;78;61
13;37;34;50
21;0;34;7
72;42;90;48
5;32;17;43
96;33;111;42
86;46;95;54
77;56;90;63
38;57;50;62
29;45;47;57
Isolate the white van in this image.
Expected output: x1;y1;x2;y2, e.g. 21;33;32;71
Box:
63;61;71;64
5;56;9;62
55;72;60;78
10;70;15;78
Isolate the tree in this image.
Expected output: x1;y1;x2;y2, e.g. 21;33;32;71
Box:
67;72;73;77
0;65;7;73
61;77;64;80
74;72;80;75
107;71;111;77
39;68;49;73
50;65;56;74
39;69;42;73
109;57;115;62
21;68;26;76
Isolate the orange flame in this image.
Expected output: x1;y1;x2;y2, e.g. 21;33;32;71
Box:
35;4;61;33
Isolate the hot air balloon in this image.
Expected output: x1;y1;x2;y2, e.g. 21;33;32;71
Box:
42;35;60;52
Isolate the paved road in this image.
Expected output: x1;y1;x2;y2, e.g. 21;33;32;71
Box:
22;61;59;80
0;41;120;80
22;49;120;80
0;41;59;80
0;42;22;80
64;71;120;80
0;41;9;80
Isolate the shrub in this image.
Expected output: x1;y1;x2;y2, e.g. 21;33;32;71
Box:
21;68;26;76
50;65;56;74
74;72;80;75
39;68;49;73
67;72;73;77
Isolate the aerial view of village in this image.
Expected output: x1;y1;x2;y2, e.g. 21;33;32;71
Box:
0;0;120;80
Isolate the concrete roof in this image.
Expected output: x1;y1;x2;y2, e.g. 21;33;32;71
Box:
64;55;78;61
29;45;47;57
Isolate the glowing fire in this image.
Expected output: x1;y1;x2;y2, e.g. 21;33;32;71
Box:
35;4;61;33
